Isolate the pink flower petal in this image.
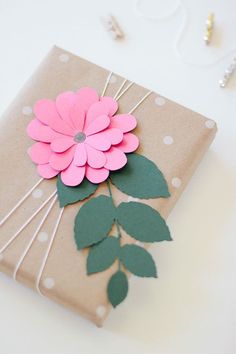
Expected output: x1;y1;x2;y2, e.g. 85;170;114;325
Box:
85;144;106;168
60;164;85;186
86;166;109;184
100;97;118;116
84;101;111;130
49;146;76;171
109;114;137;133
76;87;99;112
85;134;111;151
104;147;127;171
84;115;110;136
29;142;52;165
70;100;85;131
51;137;75;153
56;91;76;127
74;143;87;166
49;114;75;136
27;119;63;143
34;99;59;125
37;163;59;179
116;133;139;153
93;128;123;145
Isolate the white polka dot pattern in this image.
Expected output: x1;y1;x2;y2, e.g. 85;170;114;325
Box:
171;177;182;188
37;231;48;243
96;305;107;318
205;120;215;129
155;97;166;106
32;188;43;199
22;106;32;116
43;277;55;289
163;136;174;145
59;53;70;62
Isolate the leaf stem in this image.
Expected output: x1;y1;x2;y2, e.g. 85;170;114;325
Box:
106;179;122;270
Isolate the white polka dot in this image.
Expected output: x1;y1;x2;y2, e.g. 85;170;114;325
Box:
0;253;4;261
135;241;144;247
171;177;182;188
155;96;166;106
32;188;43;199
27;147;31;155
59;53;70;62
109;75;117;84
96;305;107;318
163;136;174;145
22;106;32;116
205;120;215;129
37;231;48;243
43;277;55;289
127;196;140;202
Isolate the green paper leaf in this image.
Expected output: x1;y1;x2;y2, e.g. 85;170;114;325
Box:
110;153;170;199
117;201;172;243
74;195;116;250
107;271;128;308
120;244;157;277
57;175;98;207
87;236;120;274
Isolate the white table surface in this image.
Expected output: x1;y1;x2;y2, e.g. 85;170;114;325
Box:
0;1;235;353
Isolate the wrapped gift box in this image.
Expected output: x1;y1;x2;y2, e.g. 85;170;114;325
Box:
0;46;217;326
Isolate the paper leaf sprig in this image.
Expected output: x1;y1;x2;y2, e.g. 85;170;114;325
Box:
72;153;171;307
27;87;172;308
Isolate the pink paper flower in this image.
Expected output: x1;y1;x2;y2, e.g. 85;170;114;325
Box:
27;87;139;186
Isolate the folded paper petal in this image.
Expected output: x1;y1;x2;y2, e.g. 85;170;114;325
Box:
86;166;109;183
74;143;87;166
61;164;86;186
94;128;123;145
76;87;99;113
104;147;127;171
49;146;76;171
84;101;111;130
29;142;52;165
37;163;59;179
51;137;75;153
56;91;76;128
34;99;60;125
109;114;137;133
27;119;63;143
100;96;118;116
85;115;110;136
85;134;111;151
70;100;85;131
86;144;106;168
116;133;139;153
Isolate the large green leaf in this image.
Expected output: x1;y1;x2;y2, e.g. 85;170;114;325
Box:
87;236;120;274
117;201;172;243
57;175;98;207
120;244;157;277
110;153;170;199
107;271;128;307
74;196;116;250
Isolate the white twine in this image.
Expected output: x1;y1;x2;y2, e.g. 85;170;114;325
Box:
13;195;58;280
35;207;64;295
101;71;113;97
128;90;152;114
0;178;44;227
0;190;57;254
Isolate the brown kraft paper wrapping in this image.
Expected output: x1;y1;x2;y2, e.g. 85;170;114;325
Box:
0;46;217;326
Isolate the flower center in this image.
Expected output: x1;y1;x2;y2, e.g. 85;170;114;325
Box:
74;132;86;143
